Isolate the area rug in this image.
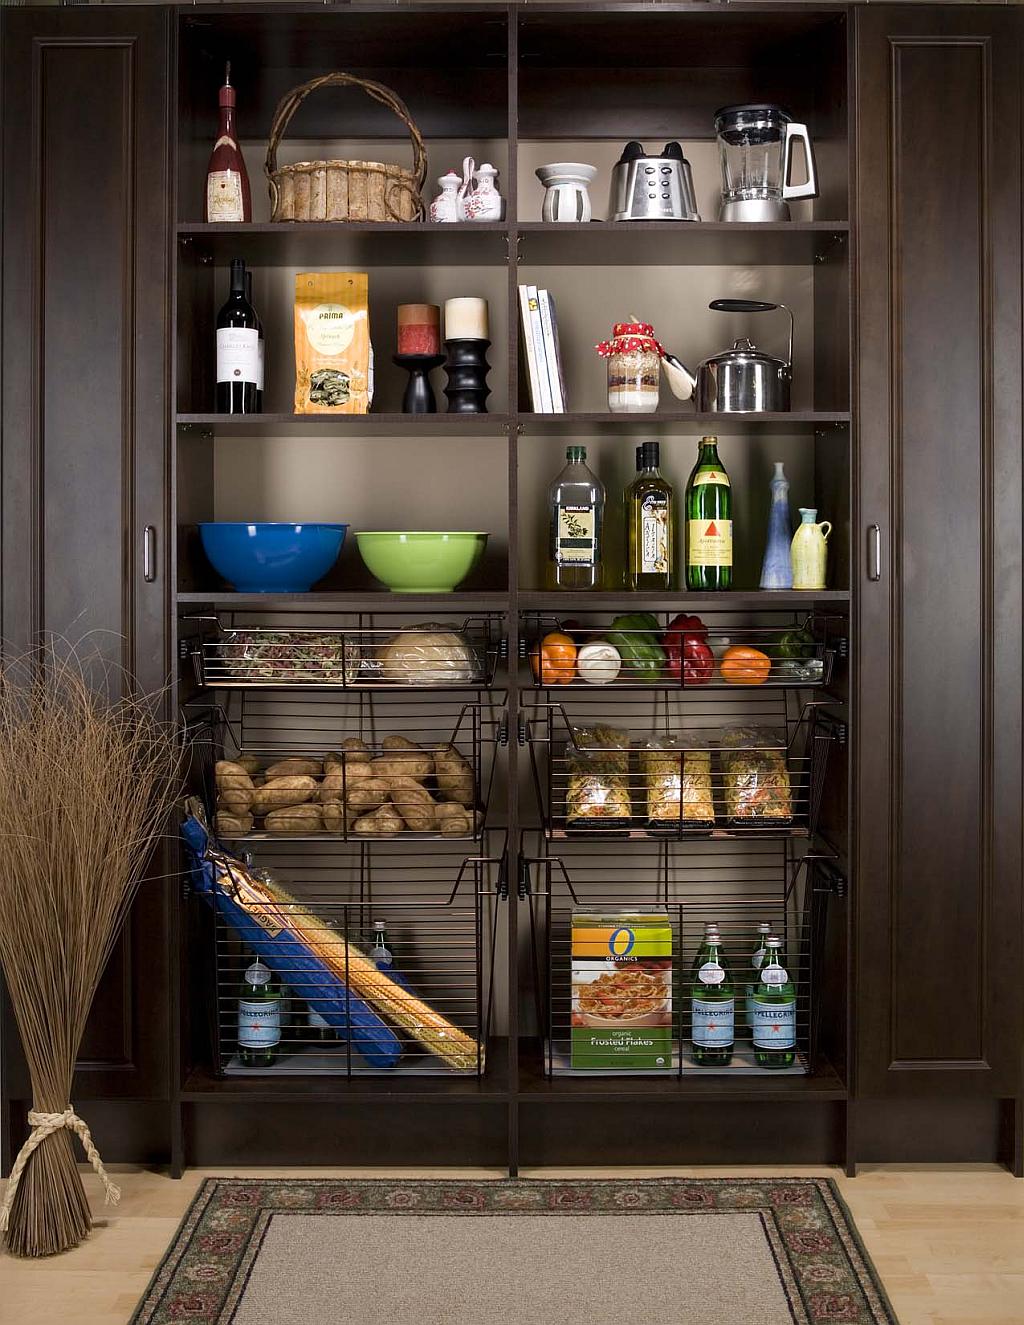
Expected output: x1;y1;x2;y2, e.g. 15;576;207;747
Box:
129;1178;898;1325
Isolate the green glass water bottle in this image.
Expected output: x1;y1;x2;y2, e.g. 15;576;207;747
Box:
685;435;732;590
238;958;281;1067
751;936;797;1069
690;930;735;1066
745;922;773;1031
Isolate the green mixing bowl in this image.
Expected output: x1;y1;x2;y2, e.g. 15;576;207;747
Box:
355;531;488;593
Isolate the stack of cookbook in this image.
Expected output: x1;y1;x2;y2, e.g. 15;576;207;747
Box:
518;284;567;412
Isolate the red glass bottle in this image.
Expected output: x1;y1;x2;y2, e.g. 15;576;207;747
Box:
205;62;251;223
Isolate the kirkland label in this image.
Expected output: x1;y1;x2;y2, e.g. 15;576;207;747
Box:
238;999;281;1049
640;494;670;573
751;999;796;1049
216;327;259;385
692;996;735;1048
687;518;733;567
206;169;245;221
556;505;596;565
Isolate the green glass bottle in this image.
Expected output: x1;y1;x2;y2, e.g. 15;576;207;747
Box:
238;958;281;1067
690;931;735;1066
685;435;732;590
751;936;797;1069
626;441;674;590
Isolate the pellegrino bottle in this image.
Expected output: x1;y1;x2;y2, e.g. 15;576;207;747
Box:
745;923;773;1030
690;922;722;976
626;441;674;590
690;930;735;1066
371;920;394;970
238;959;281;1067
751;936;797;1069
547;446;605;589
685;435;732;590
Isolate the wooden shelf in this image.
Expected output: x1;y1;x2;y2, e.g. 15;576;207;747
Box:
181;1063;510;1105
176;221;511;267
516;221;849;266
518;410;850;433
518;590;850;610
177;412;513;436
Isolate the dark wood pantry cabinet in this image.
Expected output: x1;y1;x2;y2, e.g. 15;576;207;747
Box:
0;1;1020;1177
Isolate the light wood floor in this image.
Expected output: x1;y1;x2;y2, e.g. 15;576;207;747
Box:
1;1164;1022;1325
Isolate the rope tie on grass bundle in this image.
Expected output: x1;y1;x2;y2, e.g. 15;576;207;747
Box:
0;1107;120;1233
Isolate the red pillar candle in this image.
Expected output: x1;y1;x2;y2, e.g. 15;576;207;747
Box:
397;303;441;356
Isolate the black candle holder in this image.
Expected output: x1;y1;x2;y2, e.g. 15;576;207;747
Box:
393;352;446;414
443;338;491;414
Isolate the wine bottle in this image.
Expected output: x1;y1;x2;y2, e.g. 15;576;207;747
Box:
547;446;605;590
245;269;264;411
216;258;260;414
626;440;674;590
685;435;732;590
205;62;251;223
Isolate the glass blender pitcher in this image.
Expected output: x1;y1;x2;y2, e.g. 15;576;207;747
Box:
715;104;819;221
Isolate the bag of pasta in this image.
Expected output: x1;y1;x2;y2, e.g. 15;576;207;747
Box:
294;272;372;414
718;726;793;825
639;736;715;830
564;724;632;830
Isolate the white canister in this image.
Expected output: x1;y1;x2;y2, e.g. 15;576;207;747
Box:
536;162;598;223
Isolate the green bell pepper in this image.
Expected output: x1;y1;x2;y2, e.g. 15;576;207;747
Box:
777;627;816;660
606;613;666;681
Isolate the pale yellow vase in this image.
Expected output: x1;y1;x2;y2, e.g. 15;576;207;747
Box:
791;508;831;589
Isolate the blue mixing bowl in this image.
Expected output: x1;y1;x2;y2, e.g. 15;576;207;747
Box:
199;523;348;593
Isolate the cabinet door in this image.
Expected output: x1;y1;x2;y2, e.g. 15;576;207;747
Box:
854;6;1023;1097
1;7;172;1102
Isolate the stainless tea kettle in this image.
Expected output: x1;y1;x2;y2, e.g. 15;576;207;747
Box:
662;299;794;413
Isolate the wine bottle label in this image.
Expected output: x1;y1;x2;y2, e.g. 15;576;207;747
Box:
238;999;281;1048
688;518;733;567
751;999;796;1049
692;997;734;1047
257;337;265;392
556;504;596;565
217;327;259;385
691;468;730;488
640;494;669;573
206;170;245;222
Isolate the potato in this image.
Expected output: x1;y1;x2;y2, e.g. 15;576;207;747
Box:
320;760;373;804
235;755;262;777
388;776;437;832
251;774;317;815
370;753;432;784
215;760;255;812
264;802;323;834
215;809;253;836
352;804;404;836
345;776;389;815
337;737;372;765
434;802;472;837
322;800;347;833
263;756;321;779
434;744;474;806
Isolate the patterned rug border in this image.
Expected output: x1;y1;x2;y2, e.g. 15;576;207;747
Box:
129;1177;900;1325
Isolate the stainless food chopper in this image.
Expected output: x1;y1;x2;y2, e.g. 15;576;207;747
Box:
715;104;818;222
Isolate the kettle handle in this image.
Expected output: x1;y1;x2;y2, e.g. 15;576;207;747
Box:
709;299;794;369
782;122;819;201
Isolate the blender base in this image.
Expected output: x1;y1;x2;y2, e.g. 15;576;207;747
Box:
719;198;792;222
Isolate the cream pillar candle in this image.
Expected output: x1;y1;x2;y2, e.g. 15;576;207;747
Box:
444;297;489;340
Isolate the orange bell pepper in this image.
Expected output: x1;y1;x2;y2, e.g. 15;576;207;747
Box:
530;631;577;685
720;645;772;685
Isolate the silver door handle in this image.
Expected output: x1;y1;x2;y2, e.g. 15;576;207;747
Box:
866;524;881;582
143;525;157;583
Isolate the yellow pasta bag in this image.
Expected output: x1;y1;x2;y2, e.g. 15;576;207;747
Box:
294;272;372;414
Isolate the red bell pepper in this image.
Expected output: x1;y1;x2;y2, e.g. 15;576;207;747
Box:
663;613;714;685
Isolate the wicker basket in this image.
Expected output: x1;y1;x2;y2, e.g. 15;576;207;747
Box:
265;73;427;223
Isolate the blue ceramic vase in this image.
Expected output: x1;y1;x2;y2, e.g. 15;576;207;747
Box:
759;461;793;590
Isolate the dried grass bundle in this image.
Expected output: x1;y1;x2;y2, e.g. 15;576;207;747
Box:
0;645;180;1257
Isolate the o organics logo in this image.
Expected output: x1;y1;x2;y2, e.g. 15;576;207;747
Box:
608;927;635;957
